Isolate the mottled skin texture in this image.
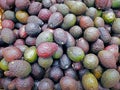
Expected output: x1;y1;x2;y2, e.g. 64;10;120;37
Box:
27;16;44;26
28;2;42;15
112;18;120;34
104;44;119;61
25;23;41;37
1;28;16;44
69;25;82;39
14;39;25;46
67;46;85;62
2;46;22;62
38;57;53;69
53;46;63;59
98;50;117;69
19;25;27;38
0;0;11;10
38;9;52;21
38;78;54;90
31;63;45;80
91;39;104;53
37;42;58;58
42;0;56;8
98;27;111;43
16;11;29;24
65;1;87;15
101;69;120;88
76;38;89;53
2;19;14;29
36;31;53;47
60;76;78;90
4;60;31;78
82;73;98;90
16;76;34;90
61;14;76;29
54;28;67;45
66;32;75;47
49;67;63;82
95;0;112;10
79;16;94;29
84;27;100;42
48;12;63;28
60;54;71;70
65;68;78;79
15;0;30;10
25;36;36;46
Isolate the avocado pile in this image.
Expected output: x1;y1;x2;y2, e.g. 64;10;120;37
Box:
0;0;120;90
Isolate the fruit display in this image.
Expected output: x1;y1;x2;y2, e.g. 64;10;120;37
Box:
0;0;120;90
